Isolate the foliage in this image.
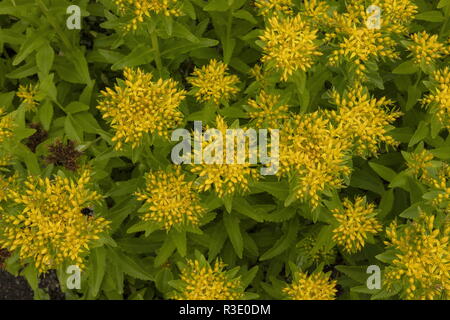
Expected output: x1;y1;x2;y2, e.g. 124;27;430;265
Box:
0;0;449;300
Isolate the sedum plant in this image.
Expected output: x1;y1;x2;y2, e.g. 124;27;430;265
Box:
0;0;449;300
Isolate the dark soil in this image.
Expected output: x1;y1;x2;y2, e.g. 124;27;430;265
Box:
0;269;65;300
0;270;33;300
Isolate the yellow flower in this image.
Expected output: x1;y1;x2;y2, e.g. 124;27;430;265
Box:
409;151;450;214
328;27;398;77
302;0;330;24
283;271;337;300
278;112;351;207
0;173;18;202
97;67;186;150
0;155;12;167
191;116;260;198
0;170;110;273
373;0;417;34
407;149;434;177
135;166;206;230
260;15;322;81
254;0;293;16
16;84;39;111
323;1;413;78
421;67;450;129
0;108;14;144
408;32;449;65
187;59;240;104
332;197;382;254
329;84;402;157
115;0;182;30
384;213;450;300
430;165;450;214
327;0;416;34
247;90;289;128
172;259;244;300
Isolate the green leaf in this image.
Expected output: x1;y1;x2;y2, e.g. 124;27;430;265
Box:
378;189;394;218
233;197;264;222
233;10;257;24
204;0;229;11
368;162;397;182
415;11;445;22
223;213;244;258
107;248;153;280
111;45;155;70
65;101;90;114
36;43;54;76
438;0;450;8
431;146;450;160
260;219;298;261
392;61;418;74
252;181;289;200
170;230;187;257
89;247;106;297
409;121;429;147
72;112;102;134
264;207;296;222
335;265;369;284
241;266;259;288
399;203;421;219
208;224;228;259
38;100;53;131
13;34;46;66
350;168;385;195
64;115;83;143
375;250;398;264
154;238;177;267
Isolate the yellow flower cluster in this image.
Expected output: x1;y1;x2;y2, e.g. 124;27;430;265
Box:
321;0;416;78
409;151;450;214
247;90;289;128
191;116;260;198
329;84;402;157
328;26;398;77
260;15;322;81
255;0;293;16
422;67;450;129
0;155;12;167
115;0;182;30
302;0;330;24
332;197;382;253
283;271;337;300
407;149;434;177
0;170;110;273
0;108;14;144
430;165;450;213
16;84;38;111
0;174;18;203
373;0;418;34
135;166;206;230
97;67;186;150
408;32;449;65
278;111;351;207
384;214;450;300
187;59;240;104
172;259;244;300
